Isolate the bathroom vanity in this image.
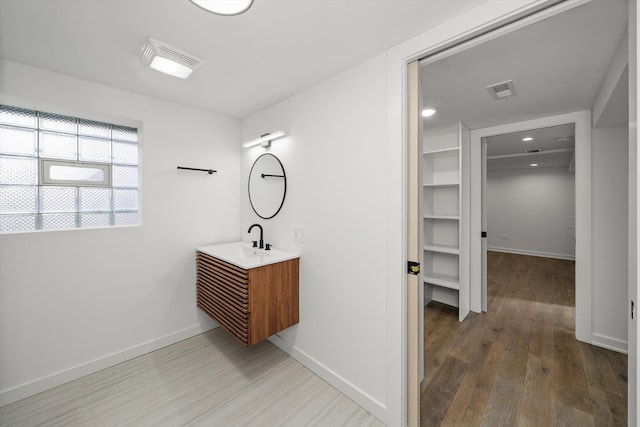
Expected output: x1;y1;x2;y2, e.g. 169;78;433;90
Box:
196;242;299;346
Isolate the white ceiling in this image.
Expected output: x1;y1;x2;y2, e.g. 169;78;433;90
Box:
486;124;575;171
0;0;488;119
420;0;629;133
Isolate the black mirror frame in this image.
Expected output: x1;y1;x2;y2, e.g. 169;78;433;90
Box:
248;153;287;220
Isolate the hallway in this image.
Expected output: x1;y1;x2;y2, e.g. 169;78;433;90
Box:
421;252;628;426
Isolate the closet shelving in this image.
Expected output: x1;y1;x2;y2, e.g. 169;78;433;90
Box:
422;131;463;310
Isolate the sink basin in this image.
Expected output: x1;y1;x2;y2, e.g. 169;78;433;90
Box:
197;241;299;269
241;246;263;258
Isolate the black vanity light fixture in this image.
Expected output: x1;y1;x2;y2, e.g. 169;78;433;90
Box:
189;0;254;16
243;131;286;148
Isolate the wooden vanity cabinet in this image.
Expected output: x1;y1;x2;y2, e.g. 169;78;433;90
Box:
196;251;299;346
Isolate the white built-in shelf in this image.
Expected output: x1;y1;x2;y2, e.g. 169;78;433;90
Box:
422;128;465;314
423;182;459;188
423;147;460;158
423;214;460;220
423;244;460;255
423;272;460;290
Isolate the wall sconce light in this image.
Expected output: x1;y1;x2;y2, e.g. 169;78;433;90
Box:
189;0;254;16
140;38;203;79
243;131;286;148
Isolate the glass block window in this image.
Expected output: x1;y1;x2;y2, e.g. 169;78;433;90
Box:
0;104;139;232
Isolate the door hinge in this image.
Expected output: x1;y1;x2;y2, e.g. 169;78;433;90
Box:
408;261;420;275
632;300;635;320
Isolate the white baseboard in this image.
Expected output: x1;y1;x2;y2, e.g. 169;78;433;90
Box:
591;333;628;354
487;246;575;261
268;334;386;424
0;323;217;407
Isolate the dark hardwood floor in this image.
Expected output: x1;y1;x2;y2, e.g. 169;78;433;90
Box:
421;251;628;426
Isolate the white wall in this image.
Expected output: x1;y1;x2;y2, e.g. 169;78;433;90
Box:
592;125;629;351
240;54;388;420
486;166;576;259
0;60;241;405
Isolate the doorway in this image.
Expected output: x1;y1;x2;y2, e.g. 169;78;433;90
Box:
470;111;592;340
412;0;630;425
482;124;577;309
483;123;577;310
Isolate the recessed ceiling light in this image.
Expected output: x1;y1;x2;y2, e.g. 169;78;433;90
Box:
522;137;533;142
530;163;538;167
422;108;436;117
556;136;573;142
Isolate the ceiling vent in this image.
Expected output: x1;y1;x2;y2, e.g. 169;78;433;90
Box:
486;80;516;100
140;38;203;79
525;148;543;153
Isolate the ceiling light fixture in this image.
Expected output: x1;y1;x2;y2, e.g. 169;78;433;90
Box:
140;38;203;79
189;0;253;15
522;137;533;142
530;163;539;167
422;108;437;117
243;131;286;148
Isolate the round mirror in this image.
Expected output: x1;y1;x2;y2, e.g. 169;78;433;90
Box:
248;153;287;219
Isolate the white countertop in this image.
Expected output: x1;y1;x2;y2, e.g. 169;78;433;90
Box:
196;241;299;269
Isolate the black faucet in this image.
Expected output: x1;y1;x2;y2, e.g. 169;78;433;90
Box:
247;224;264;249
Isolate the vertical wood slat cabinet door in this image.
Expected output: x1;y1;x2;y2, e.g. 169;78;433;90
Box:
406;59;421;427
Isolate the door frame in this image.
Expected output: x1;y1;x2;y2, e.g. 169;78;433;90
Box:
389;0;620;425
469;111;592;344
628;0;638;421
406;59;422;427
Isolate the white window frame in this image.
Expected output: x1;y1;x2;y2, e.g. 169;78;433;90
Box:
40;159;112;187
0;103;139;233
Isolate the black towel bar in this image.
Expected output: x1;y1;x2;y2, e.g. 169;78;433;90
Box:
177;166;217;175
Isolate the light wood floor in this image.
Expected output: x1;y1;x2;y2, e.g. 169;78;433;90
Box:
421;251;628;426
0;329;384;426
